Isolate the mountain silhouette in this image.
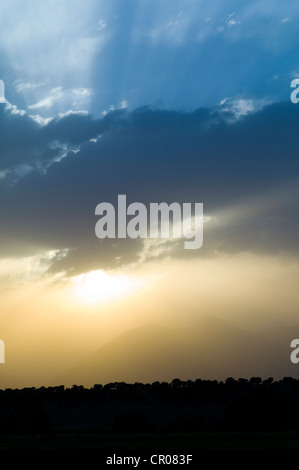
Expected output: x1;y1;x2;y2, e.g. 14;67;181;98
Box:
53;316;299;387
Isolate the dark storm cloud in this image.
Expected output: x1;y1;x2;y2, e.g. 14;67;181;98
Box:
0;105;44;171
0;105;123;176
0;101;299;273
0;106;88;175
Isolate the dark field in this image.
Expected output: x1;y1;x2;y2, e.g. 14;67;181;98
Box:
1;377;299;457
1;431;299;450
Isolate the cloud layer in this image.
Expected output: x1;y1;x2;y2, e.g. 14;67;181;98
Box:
1;99;298;274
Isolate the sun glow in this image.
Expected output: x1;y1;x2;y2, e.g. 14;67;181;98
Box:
71;269;143;305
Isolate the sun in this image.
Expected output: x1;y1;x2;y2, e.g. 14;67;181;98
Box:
71;269;143;306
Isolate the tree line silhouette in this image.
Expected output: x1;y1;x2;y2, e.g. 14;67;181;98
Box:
0;377;298;435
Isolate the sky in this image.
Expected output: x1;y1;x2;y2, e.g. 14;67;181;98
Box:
1;0;299;387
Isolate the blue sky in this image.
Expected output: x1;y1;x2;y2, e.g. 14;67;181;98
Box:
1;0;299;116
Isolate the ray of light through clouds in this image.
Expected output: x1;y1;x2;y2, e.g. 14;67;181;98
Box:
1;0;298;115
1;0;299;386
0;0;110;115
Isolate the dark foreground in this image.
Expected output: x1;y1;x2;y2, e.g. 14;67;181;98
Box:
1;376;299;463
1;431;299;450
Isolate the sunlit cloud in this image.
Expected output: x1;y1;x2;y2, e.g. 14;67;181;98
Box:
97;19;107;32
14;80;46;93
0;249;68;288
225;12;240;29
218;97;269;121
0;0;108;112
28;87;92;113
